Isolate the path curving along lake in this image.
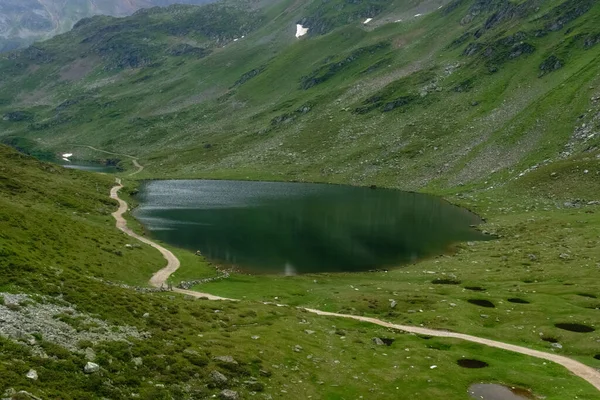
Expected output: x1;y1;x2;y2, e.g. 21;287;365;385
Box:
134;179;491;274
106;172;600;392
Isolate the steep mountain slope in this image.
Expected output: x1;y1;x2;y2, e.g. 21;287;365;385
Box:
0;0;598;191
0;0;216;52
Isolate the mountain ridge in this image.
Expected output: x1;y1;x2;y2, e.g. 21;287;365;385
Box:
0;0;217;52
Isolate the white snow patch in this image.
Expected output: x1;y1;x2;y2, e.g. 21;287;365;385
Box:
62;153;73;158
233;38;239;42
414;13;422;17
296;24;309;38
62;158;71;162
363;18;373;24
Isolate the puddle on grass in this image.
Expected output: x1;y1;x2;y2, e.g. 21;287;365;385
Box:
541;337;558;343
431;279;461;285
468;299;496;308
468;384;533;400
457;359;489;368
507;298;530;304
465;286;486;291
554;323;595;333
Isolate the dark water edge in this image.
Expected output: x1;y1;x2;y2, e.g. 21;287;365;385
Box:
134;179;492;274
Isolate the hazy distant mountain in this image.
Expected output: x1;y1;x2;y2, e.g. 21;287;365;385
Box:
0;0;216;52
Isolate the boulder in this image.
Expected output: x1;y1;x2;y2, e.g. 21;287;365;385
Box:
26;369;38;380
84;362;100;374
372;337;385;346
210;370;228;387
219;389;239;400
213;355;238;365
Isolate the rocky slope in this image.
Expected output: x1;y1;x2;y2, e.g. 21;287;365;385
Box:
0;0;215;52
0;0;597;191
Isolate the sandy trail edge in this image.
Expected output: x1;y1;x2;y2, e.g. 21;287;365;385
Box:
110;179;230;301
108;175;600;391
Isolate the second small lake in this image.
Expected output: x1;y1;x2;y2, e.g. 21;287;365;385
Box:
134;180;491;274
62;161;118;173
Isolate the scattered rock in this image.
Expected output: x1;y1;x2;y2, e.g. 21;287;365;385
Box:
293;345;303;352
304;330;315;335
210;370;228;387
84;347;96;361
551;342;563;349
132;357;143;366
219;389;239;400
84;362;99;374
559;253;571;260
372;337;385;346
390;300;397;308
539;55;563;76
214;355;238;365
245;380;265;392
142;313;150;318
25;369;38;380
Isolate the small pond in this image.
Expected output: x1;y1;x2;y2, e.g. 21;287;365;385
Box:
61;160;118;173
468;384;533;400
134;180;491;274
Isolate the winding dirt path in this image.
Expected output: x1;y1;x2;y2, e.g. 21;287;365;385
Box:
105;155;600;392
110;179;232;301
68;145;144;176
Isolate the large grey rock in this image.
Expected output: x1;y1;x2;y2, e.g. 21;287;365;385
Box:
372;337;385;346
219;389;239;400
210;370;228;387
84;362;100;374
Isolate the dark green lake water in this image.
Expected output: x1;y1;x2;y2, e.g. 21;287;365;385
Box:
134;180;490;274
61;161;118;173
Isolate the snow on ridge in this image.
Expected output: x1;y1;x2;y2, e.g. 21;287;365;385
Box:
296;24;308;38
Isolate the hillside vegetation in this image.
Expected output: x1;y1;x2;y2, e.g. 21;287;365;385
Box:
1;0;600;398
2;0;597;191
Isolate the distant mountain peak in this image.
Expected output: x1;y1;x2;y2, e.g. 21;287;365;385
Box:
0;0;217;52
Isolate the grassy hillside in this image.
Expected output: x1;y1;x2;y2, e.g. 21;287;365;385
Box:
1;0;600;398
0;143;599;399
0;0;598;191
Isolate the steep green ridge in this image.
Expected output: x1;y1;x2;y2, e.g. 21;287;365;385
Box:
0;0;598;189
2;144;598;399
